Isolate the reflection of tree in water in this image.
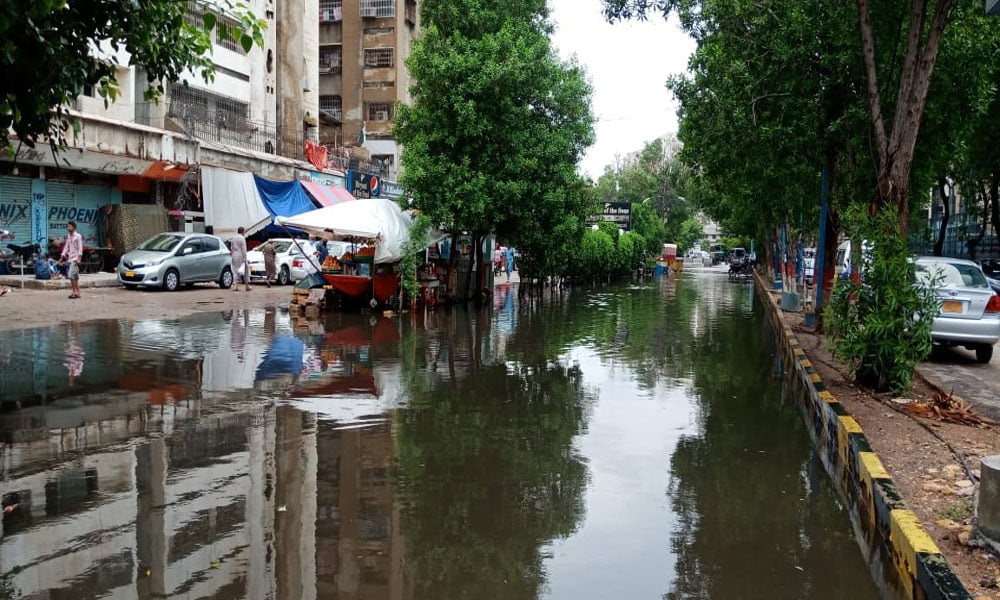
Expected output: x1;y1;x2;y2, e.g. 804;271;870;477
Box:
664;286;876;599
395;309;591;599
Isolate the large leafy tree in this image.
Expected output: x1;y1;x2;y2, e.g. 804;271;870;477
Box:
394;0;595;288
0;0;265;152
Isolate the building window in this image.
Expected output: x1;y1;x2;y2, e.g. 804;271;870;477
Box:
360;0;395;18
168;85;248;130
215;16;246;53
366;101;393;122
319;0;343;22
372;154;394;172
320;95;342;120
319;45;342;74
364;47;394;68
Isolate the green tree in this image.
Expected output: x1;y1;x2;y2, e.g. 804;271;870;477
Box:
394;0;595;292
0;0;266;152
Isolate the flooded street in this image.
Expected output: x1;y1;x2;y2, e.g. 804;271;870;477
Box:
0;274;878;599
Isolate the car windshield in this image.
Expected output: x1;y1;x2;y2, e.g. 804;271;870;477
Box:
916;260;989;289
139;233;183;252
273;241;293;253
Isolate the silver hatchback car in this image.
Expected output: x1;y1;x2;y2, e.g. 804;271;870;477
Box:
915;256;1000;363
118;232;234;291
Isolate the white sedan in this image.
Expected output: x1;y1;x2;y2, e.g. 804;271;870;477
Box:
246;238;305;285
916;256;1000;363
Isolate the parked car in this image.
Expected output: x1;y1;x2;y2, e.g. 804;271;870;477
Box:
915;256;1000;363
118;232;233;291
246;238;299;285
804;256;815;285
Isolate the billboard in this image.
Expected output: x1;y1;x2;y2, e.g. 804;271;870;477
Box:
587;202;632;231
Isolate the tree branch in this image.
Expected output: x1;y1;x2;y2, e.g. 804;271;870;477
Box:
855;0;888;165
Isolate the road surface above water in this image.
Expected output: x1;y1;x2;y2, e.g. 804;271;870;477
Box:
0;274;878;599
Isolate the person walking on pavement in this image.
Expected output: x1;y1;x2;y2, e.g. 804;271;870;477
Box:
262;240;277;288
230;227;252;292
504;246;515;281
60;220;84;299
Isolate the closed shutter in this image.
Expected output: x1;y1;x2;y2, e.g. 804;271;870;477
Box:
0;176;32;245
46;182;76;244
74;184;112;245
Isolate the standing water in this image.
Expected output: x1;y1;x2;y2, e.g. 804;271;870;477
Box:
0;273;878;599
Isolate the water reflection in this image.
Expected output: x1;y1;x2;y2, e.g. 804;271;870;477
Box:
0;274;879;599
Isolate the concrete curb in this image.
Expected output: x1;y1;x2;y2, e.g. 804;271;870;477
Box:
755;273;971;600
0;274;120;290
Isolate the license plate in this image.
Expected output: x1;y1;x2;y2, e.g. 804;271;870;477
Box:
125;270;135;278
942;300;963;313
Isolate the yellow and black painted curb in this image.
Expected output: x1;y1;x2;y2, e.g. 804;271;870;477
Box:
755;275;971;600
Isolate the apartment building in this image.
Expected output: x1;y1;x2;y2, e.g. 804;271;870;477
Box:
0;0;335;251
317;0;419;180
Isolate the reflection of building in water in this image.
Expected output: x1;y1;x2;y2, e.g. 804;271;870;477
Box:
315;418;404;599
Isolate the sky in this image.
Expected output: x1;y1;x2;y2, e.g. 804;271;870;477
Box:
548;0;696;180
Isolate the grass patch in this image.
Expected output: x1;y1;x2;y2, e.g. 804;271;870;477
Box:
939;500;973;522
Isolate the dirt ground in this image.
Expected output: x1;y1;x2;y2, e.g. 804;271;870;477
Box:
779;307;1000;598
0;283;293;331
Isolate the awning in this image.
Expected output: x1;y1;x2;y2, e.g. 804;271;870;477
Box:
202;166;271;236
254;175;322;218
301;181;357;207
276;198;413;263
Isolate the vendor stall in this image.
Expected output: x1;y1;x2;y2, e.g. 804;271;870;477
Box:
276;199;412;305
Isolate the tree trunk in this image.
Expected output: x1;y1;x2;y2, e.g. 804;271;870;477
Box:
933;177;950;256
446;232;459;302
855;0;957;233
463;234;478;302
475;234;489;304
968;182;990;261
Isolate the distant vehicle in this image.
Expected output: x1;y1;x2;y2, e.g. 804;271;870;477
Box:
915;256;1000;363
804;256;815;285
835;239;872;278
730;247;747;265
118;232;233;291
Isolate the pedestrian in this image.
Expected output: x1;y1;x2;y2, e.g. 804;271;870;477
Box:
262;240;277;288
493;246;503;276
230;226;252;292
314;236;329;264
60;220;84;299
505;246;515;281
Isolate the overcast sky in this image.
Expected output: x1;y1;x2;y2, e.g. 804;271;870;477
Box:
548;0;695;180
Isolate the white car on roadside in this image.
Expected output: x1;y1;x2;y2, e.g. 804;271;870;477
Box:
915;256;1000;363
246;239;303;285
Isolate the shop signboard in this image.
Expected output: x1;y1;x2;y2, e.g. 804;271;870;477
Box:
586;202;632;231
381;180;404;199
347;170;381;199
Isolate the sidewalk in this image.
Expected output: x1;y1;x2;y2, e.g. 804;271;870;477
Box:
918;348;1000;422
0;271;121;290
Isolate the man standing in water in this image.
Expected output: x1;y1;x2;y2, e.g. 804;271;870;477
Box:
60;220;84;299
230;227;252;292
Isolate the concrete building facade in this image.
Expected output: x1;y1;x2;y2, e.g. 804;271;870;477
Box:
317;0;419;180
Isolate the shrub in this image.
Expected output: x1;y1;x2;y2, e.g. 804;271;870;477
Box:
824;207;939;393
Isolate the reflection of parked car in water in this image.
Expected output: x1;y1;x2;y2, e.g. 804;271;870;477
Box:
118;232;234;291
915;256;1000;363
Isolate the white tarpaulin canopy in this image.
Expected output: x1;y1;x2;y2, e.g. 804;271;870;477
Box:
202;166;271;235
276;198;413;264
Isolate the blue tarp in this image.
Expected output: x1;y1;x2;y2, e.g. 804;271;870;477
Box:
255;335;305;382
253;176;319;221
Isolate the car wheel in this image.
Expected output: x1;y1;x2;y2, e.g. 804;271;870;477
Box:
163;269;180;292
975;344;993;364
219;267;234;289
278;265;291;286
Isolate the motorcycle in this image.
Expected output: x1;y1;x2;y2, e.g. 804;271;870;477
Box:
5;241;41;275
728;256;756;283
